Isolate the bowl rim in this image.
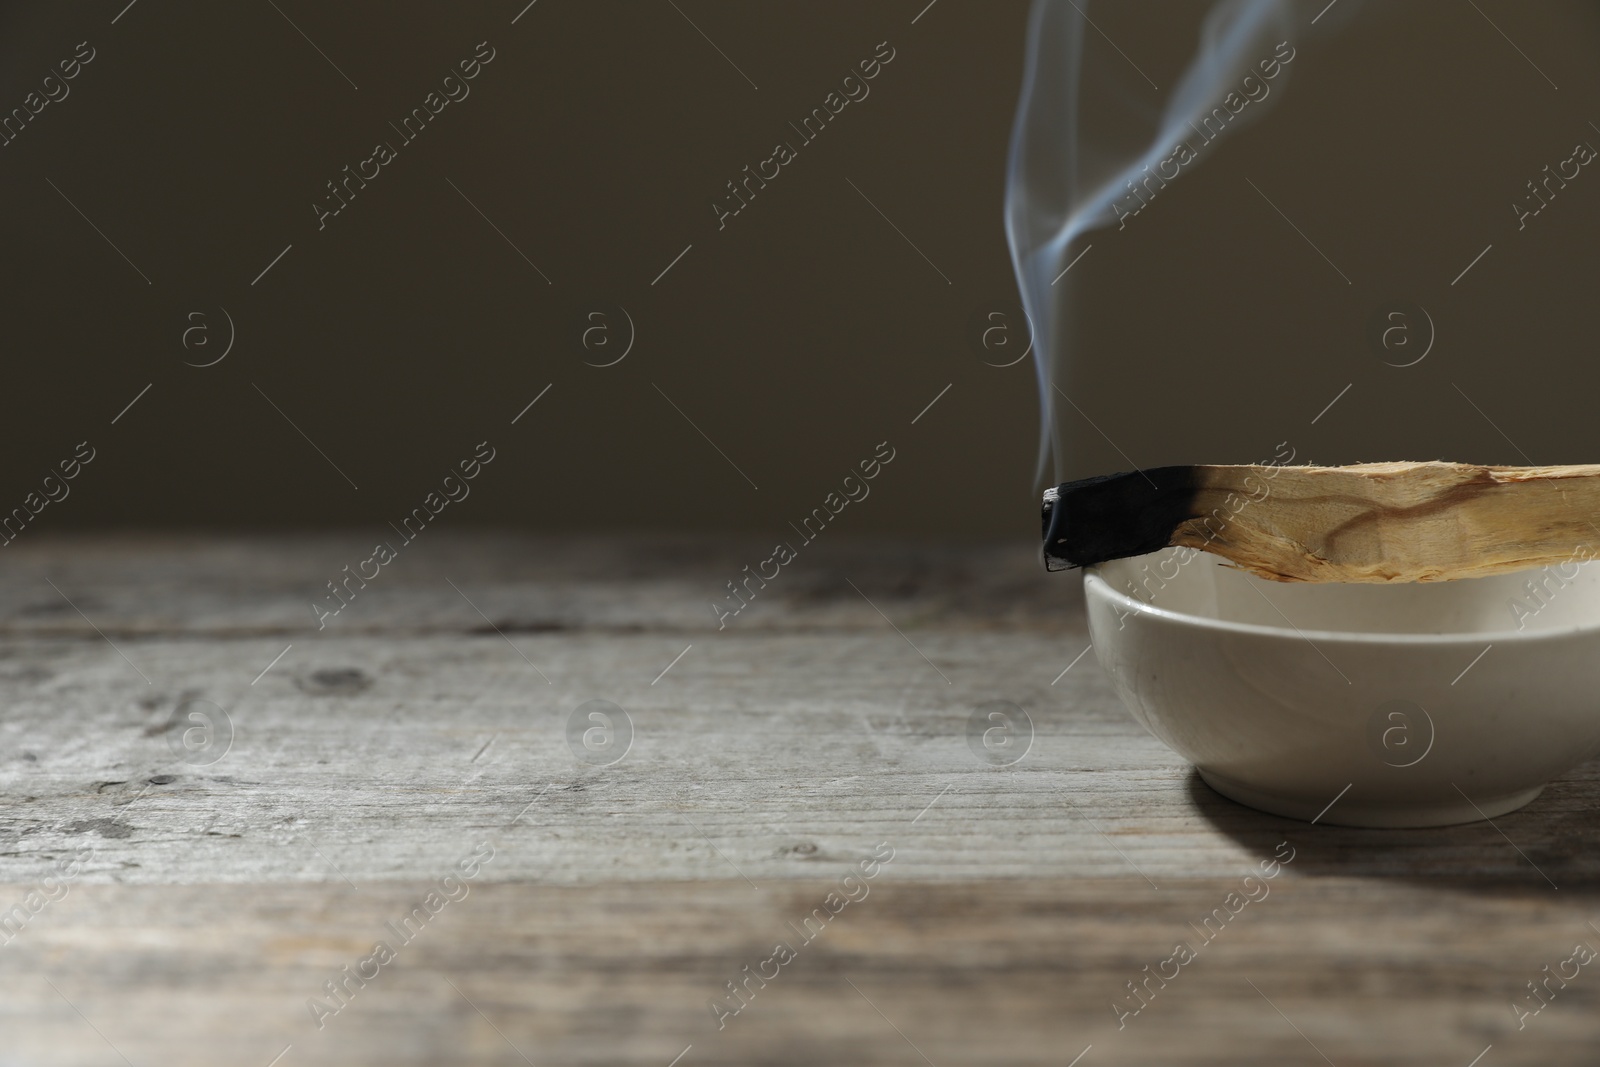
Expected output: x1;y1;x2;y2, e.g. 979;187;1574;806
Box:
1083;563;1600;646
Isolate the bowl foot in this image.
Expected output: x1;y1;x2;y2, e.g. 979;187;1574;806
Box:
1195;769;1546;828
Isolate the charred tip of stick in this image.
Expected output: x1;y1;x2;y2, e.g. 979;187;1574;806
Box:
1041;466;1202;571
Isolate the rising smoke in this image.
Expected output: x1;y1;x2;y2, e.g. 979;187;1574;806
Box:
1004;0;1333;484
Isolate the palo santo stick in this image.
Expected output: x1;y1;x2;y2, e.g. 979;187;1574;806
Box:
1041;461;1600;583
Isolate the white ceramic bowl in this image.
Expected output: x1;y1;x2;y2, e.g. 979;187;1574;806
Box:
1084;548;1600;827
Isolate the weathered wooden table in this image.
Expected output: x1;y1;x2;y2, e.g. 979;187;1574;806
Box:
0;534;1595;1065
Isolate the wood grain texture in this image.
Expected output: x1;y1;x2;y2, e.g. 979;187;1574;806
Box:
1;534;1599;1063
4;880;1600;1065
1185;461;1600;583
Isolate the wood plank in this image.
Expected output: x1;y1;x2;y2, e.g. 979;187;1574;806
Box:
2;628;1598;886
0;879;1594;1065
0;533;1078;636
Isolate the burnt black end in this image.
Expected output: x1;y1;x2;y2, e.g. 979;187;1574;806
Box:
1041;466;1203;572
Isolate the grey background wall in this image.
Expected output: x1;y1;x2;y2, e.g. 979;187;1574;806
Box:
1;1;1597;541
